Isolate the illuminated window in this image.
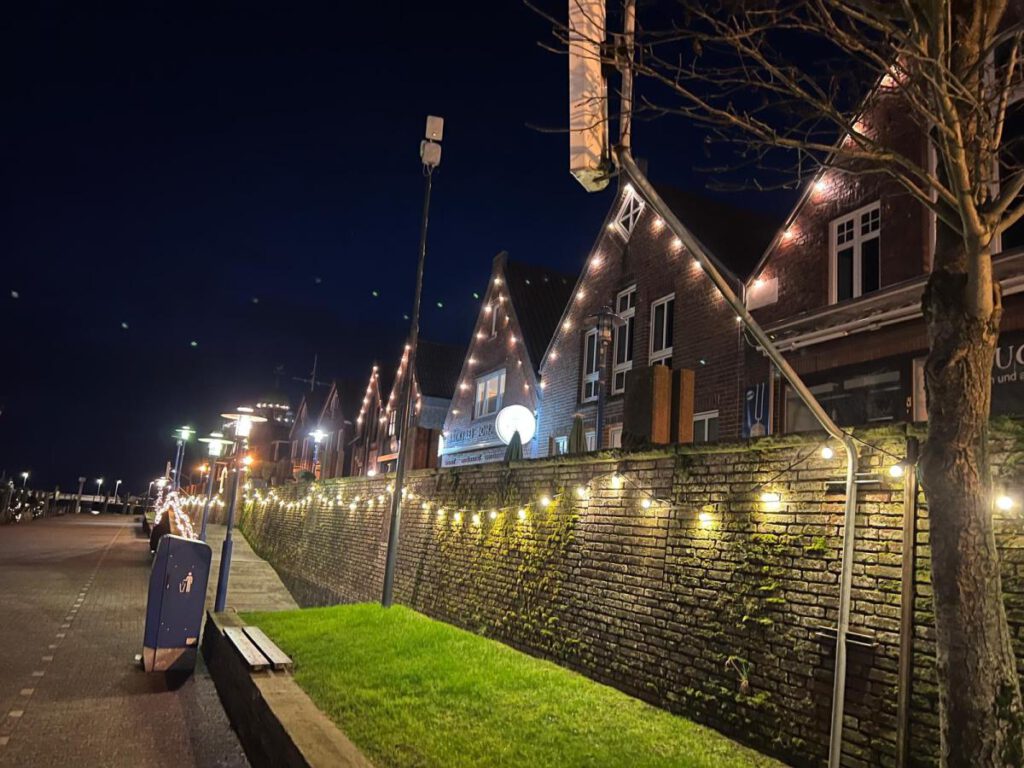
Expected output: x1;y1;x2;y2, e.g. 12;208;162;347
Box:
612;188;645;239
649;294;675;366
608;424;623;448
585;430;596;451
582;328;599;402
612;286;636;393
693;410;720;443
830;202;880;303
387;408;397;437
474;369;506;418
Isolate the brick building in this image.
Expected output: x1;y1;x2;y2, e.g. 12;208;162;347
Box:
377;339;463;473
441;253;574;467
743;88;1024;434
312;379;362;479
287;388;327;479
350;364;392;477
535;179;776;453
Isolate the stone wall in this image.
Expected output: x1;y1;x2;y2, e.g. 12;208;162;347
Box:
236;424;1024;768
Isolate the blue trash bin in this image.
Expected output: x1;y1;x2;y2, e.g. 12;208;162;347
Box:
143;534;212;672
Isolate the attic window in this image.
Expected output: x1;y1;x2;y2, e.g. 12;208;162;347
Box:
613;188;645;239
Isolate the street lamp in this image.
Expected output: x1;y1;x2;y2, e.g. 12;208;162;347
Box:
20;471;28;488
112;479;122;502
214;406;266;611
309;428;326;477
382;114;443;609
172;426;194;490
198;432;231;542
95;477;103;497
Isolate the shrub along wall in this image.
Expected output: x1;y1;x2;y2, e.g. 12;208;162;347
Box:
234;424;1024;768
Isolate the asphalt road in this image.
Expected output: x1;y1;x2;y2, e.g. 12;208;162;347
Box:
0;514;248;767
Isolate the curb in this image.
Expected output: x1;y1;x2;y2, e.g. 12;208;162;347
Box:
202;610;373;768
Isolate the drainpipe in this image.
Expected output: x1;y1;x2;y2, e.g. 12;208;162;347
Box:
616;149;860;768
895;435;920;766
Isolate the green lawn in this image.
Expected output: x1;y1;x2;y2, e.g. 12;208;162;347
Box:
243;604;784;768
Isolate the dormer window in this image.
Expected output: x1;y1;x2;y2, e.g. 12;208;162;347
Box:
613;187;645;239
830;202;880;302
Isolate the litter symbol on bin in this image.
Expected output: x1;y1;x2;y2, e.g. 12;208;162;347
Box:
179;571;194;594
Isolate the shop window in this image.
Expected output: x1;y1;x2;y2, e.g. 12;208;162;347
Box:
830;202;881;302
785;367;903;432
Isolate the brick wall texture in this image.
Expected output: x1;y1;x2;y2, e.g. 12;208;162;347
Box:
232;424;1024;768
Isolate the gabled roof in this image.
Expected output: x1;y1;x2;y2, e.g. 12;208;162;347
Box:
653;184;780;282
289;388;327;440
414;340;464;399
319;379;363;426
503;260;576;373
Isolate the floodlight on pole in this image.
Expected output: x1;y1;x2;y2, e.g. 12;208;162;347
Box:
215;407;266;610
171;425;194;490
20;471;28;488
382;115;443;609
198;431;231;542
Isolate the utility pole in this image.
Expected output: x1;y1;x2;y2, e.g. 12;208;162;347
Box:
382;115;443;608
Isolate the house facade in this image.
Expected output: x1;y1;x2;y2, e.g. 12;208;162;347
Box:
288;389;327;479
742;88;1024;434
313;380;361;479
441;253;574;467
350;364;391;477
536;179;776;454
377;339;463;473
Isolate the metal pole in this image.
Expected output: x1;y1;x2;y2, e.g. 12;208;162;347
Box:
616;150;859;768
214;448;242;612
173;439;184;490
382;166;434;608
199;464;216;542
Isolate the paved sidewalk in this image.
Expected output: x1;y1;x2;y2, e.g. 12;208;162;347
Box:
203;524;298;613
0;514;298;767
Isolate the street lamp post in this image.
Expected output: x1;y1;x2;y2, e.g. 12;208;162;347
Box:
382;115;443;609
198;432;231;542
20;471;29;489
95;477;103;499
171;426;194;490
214;407;265;612
309;428;326;478
112;479;122;502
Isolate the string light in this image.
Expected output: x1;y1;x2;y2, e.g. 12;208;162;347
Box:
640;498;652;510
889;463;905;478
539;495;551;507
821;446;834;460
517;508;527;520
453;512;462;523
996;495;1015;511
488;510;498;520
575;486;587;499
471;513;481;526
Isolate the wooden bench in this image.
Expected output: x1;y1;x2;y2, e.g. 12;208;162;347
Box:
244;626;294;671
224;627;271;672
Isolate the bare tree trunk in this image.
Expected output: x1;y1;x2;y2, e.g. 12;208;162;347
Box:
921;240;1024;767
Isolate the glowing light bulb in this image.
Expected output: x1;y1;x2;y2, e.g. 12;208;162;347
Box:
489;510;497;520
996;495;1015;511
889;463;905;478
640;498;652;510
611;474;623;490
821;446;834;460
518;508;527;520
575;486;587;499
760;492;781;504
472;513;481;525
453;512;462;523
698;511;713;527
539;495;551;508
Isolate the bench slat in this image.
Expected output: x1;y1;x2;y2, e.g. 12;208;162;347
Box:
224;627;270;671
243;626;294;671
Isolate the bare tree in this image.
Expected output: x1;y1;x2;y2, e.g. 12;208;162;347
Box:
541;0;1024;764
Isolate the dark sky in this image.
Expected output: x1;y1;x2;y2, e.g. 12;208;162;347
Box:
0;2;785;493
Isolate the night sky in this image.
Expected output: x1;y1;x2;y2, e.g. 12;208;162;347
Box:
1;2;787;493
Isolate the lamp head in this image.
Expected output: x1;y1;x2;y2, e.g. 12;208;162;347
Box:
309;428;327;444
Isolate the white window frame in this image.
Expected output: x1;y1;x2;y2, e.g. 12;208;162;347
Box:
612;286;636;394
829;201;881;304
693;410;720;443
474;369;506;419
649;293;675;366
612;187;645;240
490;303;498;337
585;430;596;451
608;424;623;449
387;407;397;437
582;328;599;403
554;436;568;455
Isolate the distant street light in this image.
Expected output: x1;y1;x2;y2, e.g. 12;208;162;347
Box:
309;428;326;477
20;471;28;488
198;432;231;542
214;407;266;611
95;477;103;497
172;426;194;490
112;479;122;502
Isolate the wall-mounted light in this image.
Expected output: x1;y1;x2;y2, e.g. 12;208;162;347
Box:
996;495;1015;512
821;446;834;460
